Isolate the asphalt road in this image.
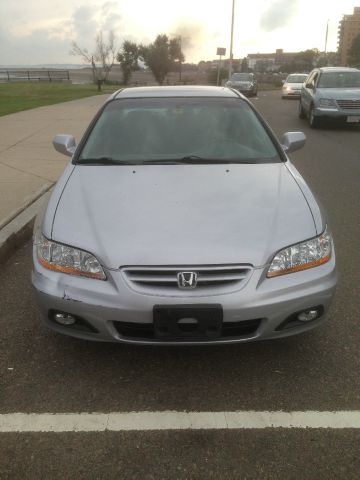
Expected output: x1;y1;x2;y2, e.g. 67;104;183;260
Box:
1;90;360;479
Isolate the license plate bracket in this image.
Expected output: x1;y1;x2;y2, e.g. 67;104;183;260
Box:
153;304;223;340
347;116;360;123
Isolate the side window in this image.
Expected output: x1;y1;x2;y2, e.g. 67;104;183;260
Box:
306;71;318;89
312;73;319;87
306;72;315;87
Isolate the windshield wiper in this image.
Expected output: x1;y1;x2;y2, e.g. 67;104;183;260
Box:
176;156;256;164
76;156;258;165
76;157;134;165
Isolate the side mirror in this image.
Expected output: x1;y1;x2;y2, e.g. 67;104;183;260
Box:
281;132;306;153
305;83;313;89
53;134;76;157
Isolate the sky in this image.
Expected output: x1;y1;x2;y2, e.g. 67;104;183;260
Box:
0;0;359;65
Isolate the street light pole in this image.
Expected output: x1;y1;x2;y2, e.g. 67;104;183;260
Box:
228;0;235;79
179;35;182;83
324;19;329;66
324;19;329;53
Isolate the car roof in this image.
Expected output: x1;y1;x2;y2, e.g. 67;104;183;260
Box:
318;67;360;73
110;85;241;100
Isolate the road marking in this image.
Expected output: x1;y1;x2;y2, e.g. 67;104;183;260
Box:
1;411;360;432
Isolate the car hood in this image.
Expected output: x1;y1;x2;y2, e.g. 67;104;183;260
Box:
230;81;252;87
316;88;360;100
52;164;316;269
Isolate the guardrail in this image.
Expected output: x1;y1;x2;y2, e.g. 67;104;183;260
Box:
0;69;70;82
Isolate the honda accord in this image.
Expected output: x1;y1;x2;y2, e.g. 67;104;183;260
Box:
32;86;337;344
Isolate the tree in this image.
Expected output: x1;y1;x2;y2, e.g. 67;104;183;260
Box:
295;49;318;71
240;57;249;73
71;31;117;91
117;41;139;85
139;34;185;85
169;37;185;79
348;33;360;67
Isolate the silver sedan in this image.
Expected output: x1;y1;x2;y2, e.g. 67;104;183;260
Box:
282;73;308;98
32;86;337;344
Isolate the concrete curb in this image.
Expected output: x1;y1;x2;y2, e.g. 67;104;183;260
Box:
0;182;54;231
0;191;51;264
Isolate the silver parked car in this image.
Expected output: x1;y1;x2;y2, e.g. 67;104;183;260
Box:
225;73;258;96
282;73;308;98
32;86;337;345
299;67;360;128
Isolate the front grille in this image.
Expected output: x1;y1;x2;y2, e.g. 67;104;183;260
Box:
336;99;360;110
113;318;262;341
122;265;252;296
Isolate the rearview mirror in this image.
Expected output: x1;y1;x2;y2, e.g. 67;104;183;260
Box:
281;132;306;153
53;134;76;157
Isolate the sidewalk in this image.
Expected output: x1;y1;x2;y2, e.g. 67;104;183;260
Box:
0;94;109;228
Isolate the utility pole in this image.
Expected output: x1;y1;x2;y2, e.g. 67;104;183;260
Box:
324;19;329;66
324;19;329;53
228;0;235;79
179;36;182;83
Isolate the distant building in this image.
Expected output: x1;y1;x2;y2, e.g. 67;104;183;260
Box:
198;59;241;72
211;59;241;71
338;7;360;66
247;49;298;72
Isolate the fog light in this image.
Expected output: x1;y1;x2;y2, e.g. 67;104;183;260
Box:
54;312;76;326
297;309;320;322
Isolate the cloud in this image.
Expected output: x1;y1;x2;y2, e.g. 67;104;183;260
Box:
0;28;71;65
260;0;298;32
171;19;207;59
72;5;98;42
0;2;124;64
100;3;122;32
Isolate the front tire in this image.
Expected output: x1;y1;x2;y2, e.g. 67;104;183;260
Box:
298;100;306;119
309;105;321;128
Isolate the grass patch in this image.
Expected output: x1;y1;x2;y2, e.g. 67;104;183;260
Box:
0;82;118;116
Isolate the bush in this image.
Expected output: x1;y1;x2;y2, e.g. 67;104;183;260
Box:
207;68;228;86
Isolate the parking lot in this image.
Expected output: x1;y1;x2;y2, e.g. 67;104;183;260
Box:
0;90;360;478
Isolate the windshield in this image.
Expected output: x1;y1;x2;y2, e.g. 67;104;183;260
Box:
231;73;252;81
77;97;281;164
286;75;308;83
318;71;360;88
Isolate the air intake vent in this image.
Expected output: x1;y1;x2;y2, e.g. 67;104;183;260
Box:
122;265;252;297
336;99;360;110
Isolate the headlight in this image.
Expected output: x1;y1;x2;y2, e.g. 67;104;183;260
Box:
267;229;332;278
35;234;106;280
319;98;337;108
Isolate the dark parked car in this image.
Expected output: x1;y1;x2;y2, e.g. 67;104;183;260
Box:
225;73;258;96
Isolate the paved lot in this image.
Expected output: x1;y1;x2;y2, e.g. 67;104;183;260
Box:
0;91;360;478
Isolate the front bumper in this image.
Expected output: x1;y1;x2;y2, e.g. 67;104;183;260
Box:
314;106;360;122
233;87;257;96
32;248;337;345
282;89;301;97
